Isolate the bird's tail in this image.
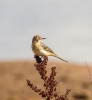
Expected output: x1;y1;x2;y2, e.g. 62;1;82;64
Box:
54;54;68;63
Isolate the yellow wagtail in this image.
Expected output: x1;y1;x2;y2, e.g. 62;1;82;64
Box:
31;35;68;63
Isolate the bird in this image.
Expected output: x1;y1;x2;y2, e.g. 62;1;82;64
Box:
31;35;68;63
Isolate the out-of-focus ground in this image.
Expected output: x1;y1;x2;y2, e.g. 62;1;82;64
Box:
0;60;92;100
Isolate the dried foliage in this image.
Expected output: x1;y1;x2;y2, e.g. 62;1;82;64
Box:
85;62;92;97
27;56;71;100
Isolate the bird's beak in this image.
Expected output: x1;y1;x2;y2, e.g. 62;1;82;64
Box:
42;38;46;39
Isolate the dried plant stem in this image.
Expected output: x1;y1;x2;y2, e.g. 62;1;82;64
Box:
27;56;71;100
85;61;92;97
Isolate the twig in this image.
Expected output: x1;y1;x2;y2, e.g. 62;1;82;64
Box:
27;56;71;100
85;61;92;96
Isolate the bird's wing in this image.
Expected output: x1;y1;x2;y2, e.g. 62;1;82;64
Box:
41;42;55;54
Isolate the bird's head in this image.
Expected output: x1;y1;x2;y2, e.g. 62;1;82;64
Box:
32;35;46;43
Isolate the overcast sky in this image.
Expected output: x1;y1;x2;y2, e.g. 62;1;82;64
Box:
0;0;92;64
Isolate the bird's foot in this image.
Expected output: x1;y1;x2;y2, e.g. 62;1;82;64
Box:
34;55;48;65
34;55;42;64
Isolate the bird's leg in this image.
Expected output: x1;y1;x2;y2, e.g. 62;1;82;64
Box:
34;54;42;63
40;56;43;59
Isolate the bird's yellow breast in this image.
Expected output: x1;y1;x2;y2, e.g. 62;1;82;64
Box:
32;42;51;56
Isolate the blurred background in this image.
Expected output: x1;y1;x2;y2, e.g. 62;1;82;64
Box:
0;0;92;100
